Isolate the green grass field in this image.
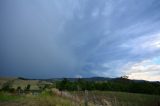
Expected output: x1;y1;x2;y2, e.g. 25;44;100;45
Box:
97;91;160;106
72;91;160;106
0;91;77;106
0;92;21;101
0;90;160;106
0;77;160;106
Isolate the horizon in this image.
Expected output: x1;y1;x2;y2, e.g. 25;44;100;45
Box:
0;0;160;81
0;75;159;82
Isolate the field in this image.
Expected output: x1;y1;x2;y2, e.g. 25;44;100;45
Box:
0;91;82;106
0;90;159;106
72;91;160;106
0;77;160;106
0;77;52;90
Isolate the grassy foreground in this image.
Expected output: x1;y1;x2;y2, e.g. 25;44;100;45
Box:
72;91;160;106
0;91;77;106
0;90;160;106
96;91;160;106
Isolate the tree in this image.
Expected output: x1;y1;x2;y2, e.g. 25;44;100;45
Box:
17;86;22;94
121;76;128;79
1;82;11;91
56;78;71;91
27;84;31;90
25;84;31;91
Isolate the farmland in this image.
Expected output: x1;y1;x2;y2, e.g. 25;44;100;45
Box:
72;91;160;106
0;91;78;106
0;77;160;106
0;90;160;106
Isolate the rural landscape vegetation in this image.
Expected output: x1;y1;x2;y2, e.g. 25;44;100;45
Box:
0;76;160;106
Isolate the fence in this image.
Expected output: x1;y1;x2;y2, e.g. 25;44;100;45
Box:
52;89;160;106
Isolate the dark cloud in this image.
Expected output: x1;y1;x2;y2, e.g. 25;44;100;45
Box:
0;0;160;79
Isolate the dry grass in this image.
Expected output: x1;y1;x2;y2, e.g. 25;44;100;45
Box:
0;77;43;90
0;77;16;89
73;91;160;106
11;79;39;90
0;91;76;106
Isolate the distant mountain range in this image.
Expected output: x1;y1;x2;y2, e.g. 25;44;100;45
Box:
17;76;159;83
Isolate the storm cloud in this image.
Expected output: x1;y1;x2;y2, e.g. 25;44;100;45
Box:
0;0;160;80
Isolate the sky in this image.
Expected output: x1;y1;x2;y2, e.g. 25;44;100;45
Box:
0;0;160;81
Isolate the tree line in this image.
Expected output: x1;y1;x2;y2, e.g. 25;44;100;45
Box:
56;78;160;95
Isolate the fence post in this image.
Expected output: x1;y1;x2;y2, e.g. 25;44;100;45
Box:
84;90;88;106
114;97;117;106
93;95;96;104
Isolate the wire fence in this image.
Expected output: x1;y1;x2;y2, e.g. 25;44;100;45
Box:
52;89;160;106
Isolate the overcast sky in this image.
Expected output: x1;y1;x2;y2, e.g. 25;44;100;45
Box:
0;0;160;81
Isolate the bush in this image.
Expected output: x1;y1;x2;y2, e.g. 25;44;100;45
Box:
56;78;160;95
